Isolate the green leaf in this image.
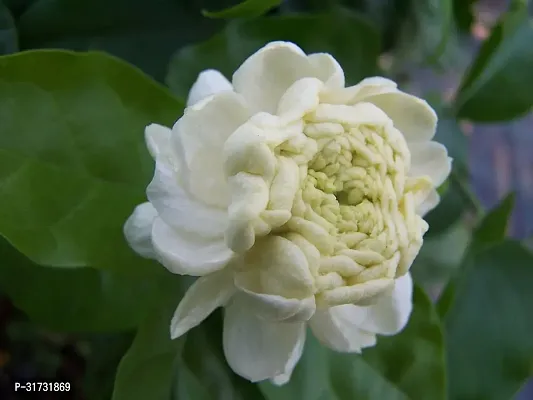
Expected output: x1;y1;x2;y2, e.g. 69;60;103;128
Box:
179;312;266;400
437;194;514;317
167;10;380;100
260;285;446;400
445;240;533;400
0;50;183;270
0;0;18;54
0;237;160;332
111;274;185;400
393;0;454;65
455;9;533;121
16;0;225;82
203;0;282;19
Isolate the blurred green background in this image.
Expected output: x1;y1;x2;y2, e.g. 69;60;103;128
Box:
1;0;533;399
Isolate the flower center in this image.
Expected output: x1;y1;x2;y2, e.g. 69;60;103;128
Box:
224;102;431;308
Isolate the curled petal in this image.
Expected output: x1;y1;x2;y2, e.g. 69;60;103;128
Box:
409;141;452;187
151;218;234;276
365;91;438;142
347;273;414;335
235;272;316;321
173;91;251;208
232;41;313;114
187;69;233;106
309;306;376;353
123;202;158;259
223;295;306;382
418;189;440;216
147;160;227;239
171;269;235;339
308;52;345;89
321;76;398;104
145;123;172;160
271;329;306;386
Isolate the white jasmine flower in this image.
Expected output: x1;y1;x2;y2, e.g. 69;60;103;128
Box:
124;42;451;384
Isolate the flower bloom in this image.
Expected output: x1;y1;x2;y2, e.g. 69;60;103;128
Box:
124;42;451;384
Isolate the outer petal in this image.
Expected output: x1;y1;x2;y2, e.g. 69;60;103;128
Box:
321;76;398;104
409;141;452;187
418;189;440;216
365;91;438;142
271;328;306;386
145;123;172;160
347;273;414;336
147;160;227;239
173;92;251;208
151;217;234;276
187;69;233;107
307;53;345;89
123;202;158;258
232;41;313;114
309;306;377;353
223;295;306;382
171;269;235;339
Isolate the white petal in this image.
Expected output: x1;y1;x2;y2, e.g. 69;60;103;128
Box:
240;235;315;299
151;217;234;276
307;53;345;89
145;123;173;161
409;142;452;187
321;76;397;104
187;69;233;106
348;273;414;335
271;328;306;386
365;91;438;142
235;272;316;321
171;269;235;339
223;295;306;382
173;91;251;208
232;41;314;114
309;306;376;353
418;189;440;216
147;160;227;239
123;202;158;258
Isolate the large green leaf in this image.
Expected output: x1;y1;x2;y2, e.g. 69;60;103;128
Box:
167;10;380;100
0;50;182;270
260;285;446;400
437;194;514;317
15;0;228;82
111;274;185;400
0;0;18;54
0;237;161;332
455;7;533;121
203;0;282;18
445;241;533;400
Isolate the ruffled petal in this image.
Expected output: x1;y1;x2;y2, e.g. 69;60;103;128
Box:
187;69;233;107
346;273;414;336
223;295;306;382
364;91;438;142
271;328;306;386
232;42;314;114
173;91;251;208
147;160;227;239
321;76;397;104
408;142;452;187
123;202;158;258
170;269;235;339
309;306;377;353
151;217;234;276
